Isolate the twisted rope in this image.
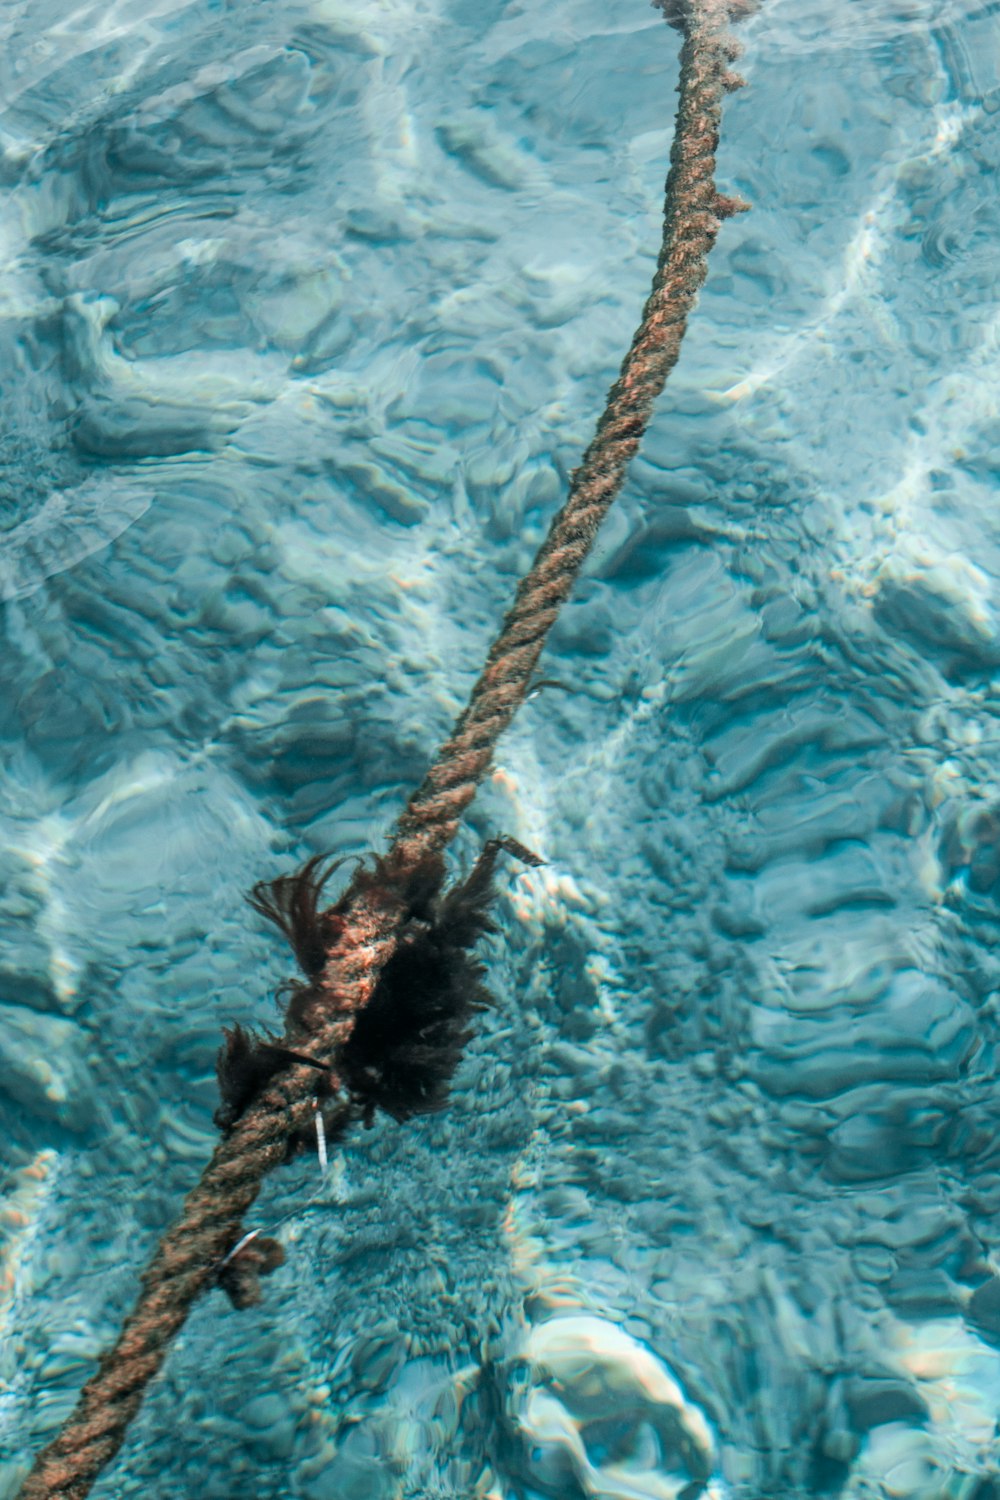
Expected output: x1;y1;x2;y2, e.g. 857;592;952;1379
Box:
20;3;752;1494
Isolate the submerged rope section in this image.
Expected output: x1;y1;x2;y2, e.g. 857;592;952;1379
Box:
20;2;753;1494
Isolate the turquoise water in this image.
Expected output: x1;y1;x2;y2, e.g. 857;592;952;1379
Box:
3;0;1000;1495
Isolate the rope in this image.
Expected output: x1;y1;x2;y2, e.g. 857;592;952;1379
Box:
19;3;752;1494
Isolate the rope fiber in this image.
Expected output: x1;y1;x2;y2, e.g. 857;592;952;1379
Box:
19;1;753;1493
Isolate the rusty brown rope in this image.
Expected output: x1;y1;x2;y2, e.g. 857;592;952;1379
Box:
20;2;752;1494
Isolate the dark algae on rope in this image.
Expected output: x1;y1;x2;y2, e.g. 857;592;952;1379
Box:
220;837;544;1143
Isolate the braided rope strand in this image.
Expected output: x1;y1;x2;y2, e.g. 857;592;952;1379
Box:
19;4;750;1493
395;0;748;860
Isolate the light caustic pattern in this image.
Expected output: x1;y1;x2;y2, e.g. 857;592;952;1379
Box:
2;0;1000;1498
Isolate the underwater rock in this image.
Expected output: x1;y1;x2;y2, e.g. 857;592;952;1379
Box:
0;1148;59;1389
240;1391;296;1459
0;475;150;603
503;1313;717;1499
937;798;1000;909
300;1419;404;1500
874;560;1000;675
0;1003;93;1129
749;962;976;1103
0;861;60;1014
435;115;541;191
73;395;231;459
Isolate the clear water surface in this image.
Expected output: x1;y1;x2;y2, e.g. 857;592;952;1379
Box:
2;0;1000;1496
